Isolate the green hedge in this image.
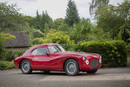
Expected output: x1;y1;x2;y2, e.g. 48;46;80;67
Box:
0;61;14;70
0;49;25;61
76;40;127;67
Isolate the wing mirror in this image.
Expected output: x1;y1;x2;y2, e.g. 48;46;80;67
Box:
46;52;50;56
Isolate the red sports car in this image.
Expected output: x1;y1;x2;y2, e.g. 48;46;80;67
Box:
14;43;102;76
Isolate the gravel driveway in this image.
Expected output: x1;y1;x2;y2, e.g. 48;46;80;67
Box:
0;68;130;87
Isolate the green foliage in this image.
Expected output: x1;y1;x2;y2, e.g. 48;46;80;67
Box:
32;29;74;50
22;16;35;27
33;11;53;33
43;29;74;50
89;0;109;16
96;5;125;39
32;38;44;45
94;0;130;40
32;29;44;38
0;2;25;31
126;43;130;53
68;18;93;42
68;18;111;43
117;0;130;21
52;18;69;31
65;0;80;26
128;54;130;60
0;61;14;70
0;2;20;16
4;49;25;61
0;2;33;40
119;22;130;43
76;40;127;67
0;33;16;59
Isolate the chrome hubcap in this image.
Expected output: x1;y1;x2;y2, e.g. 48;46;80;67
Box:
22;62;29;72
66;62;76;74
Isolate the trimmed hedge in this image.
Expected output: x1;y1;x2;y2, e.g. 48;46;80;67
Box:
76;40;127;67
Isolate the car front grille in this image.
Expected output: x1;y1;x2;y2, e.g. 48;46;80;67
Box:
90;59;98;69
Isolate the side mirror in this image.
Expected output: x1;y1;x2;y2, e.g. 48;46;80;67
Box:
46;52;50;56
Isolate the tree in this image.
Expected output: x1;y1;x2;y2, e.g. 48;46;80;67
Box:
68;18;93;42
0;2;25;31
22;16;35;27
65;0;80;26
52;18;69;31
41;11;53;32
0;2;33;39
33;10;42;30
68;18;110;43
33;11;53;33
96;5;124;39
89;0;109;16
42;29;74;50
96;0;130;40
118;0;130;43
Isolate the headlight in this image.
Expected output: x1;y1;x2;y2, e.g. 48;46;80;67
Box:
85;60;89;65
82;56;86;60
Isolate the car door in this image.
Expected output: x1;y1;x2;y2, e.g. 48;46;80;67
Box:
31;47;50;70
47;46;62;70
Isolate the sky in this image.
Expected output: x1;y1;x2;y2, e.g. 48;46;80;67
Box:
0;0;124;19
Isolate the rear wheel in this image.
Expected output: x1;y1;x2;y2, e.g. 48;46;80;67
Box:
87;69;97;74
20;59;32;74
64;59;79;76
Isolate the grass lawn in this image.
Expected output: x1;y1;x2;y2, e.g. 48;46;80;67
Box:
0;61;14;70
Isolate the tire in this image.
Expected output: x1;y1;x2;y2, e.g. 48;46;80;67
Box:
64;59;79;76
87;69;97;74
20;59;32;74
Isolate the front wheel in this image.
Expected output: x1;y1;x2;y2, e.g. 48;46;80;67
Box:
64;59;79;76
20;59;32;74
87;69;97;74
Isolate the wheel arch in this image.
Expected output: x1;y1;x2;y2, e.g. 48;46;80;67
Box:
63;58;80;71
19;58;30;69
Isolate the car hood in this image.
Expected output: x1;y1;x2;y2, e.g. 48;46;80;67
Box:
58;51;100;59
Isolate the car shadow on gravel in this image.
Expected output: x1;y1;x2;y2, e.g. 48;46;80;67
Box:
21;71;101;76
16;71;100;76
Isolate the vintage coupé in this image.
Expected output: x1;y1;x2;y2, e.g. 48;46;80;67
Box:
14;43;102;76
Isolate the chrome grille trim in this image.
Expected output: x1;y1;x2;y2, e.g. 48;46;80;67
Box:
90;59;98;69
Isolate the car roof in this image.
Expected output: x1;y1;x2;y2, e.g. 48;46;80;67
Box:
39;43;58;47
23;43;59;56
31;43;59;49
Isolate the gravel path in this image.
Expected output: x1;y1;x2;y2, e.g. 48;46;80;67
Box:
0;68;130;87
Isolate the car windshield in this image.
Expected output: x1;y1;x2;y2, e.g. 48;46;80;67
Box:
48;45;65;54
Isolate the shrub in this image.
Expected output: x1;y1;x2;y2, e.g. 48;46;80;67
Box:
76;40;127;67
0;33;16;59
4;49;25;61
32;38;44;45
43;29;74;50
32;29;74;51
0;61;14;70
0;48;25;61
32;29;44;38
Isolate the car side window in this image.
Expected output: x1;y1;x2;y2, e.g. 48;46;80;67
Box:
32;47;48;55
48;46;58;54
